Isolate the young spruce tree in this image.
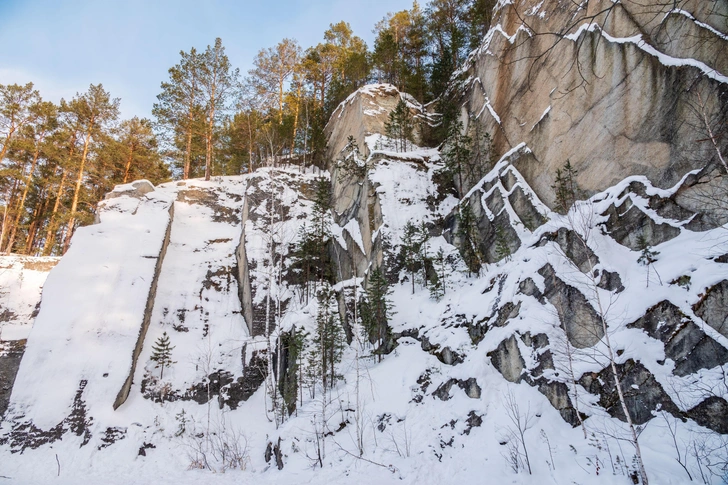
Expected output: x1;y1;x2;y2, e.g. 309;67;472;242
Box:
151;331;176;379
456;203;482;276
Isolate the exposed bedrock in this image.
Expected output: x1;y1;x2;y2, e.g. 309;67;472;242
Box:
0;341;25;421
628;300;728;377
538;264;604;348
693;280;728;338
579;359;681;425
456;0;728;207
488;331;582;427
114;204;175;410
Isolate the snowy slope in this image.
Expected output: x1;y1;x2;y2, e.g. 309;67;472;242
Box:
2;184;174;430
1;77;727;484
0;255;58;341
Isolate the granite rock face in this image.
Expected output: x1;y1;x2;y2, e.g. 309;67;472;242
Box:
455;0;728;207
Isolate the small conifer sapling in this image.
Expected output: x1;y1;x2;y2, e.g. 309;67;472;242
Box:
151;331;176;379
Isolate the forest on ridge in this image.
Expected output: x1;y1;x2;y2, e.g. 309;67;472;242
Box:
0;0;495;256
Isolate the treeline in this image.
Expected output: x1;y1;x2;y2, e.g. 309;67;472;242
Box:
0;83;169;256
157;0;497;178
1;0;496;255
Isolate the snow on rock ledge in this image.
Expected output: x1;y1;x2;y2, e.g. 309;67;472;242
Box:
4;185;174;430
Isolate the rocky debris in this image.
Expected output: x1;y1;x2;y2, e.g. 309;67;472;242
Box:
628;301;728;376
518;278;544;303
137;442;156;456
534;380;582;427
392;328;465;366
597;270;625;293
1;380;92;452
185;352;268;410
578;360;680;425
444;188;522;265
265;437;284;470
538;264;604;348
601;201;681;250
463;411;483;435
492;302;521;328
177;187;241;225
98;427;127;450
687;397;728;434
0;340;25;421
693;280;728;338
489;331;582;427
508;186;548;231
411;369;433;404
432;378;481;401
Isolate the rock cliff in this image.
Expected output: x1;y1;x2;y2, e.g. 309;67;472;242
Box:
1;5;727;482
454;0;727;206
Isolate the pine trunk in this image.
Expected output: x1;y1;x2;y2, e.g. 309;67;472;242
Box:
122;142;135;183
24;193;46;255
64;131;92;254
205;86;216;181
43;169;67;256
290;82;301;159
6;144;42;253
0;178;21;252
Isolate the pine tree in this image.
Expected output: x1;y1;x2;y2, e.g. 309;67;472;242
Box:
399;221;421;294
456;203;482;275
384;99;414;152
61;84;120;254
429;248;447;301
312;288;344;392
337;135;366;180
292;176;332;302
118;117;167;184
442;120;472;197
198;38;240;181
288;325;309;410
361;268;392;361
152;47;203;180
494;224;511;263
418;222;431;287
637;235;660;287
310;177;332;283
552;160;580;214
150;331;176;379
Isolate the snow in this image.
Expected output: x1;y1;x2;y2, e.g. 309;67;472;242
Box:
664;9;728;42
2;150;727;485
530;105;551;131
564;22;728;84
343;219;366;254
4;189;174;429
0;255;58;341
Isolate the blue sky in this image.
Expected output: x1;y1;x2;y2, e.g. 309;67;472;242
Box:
0;0;414;119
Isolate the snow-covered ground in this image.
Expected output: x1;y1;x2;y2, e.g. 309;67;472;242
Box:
0;255;58;342
1;142;727;484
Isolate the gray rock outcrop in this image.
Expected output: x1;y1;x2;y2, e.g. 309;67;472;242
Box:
455;0;728;207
